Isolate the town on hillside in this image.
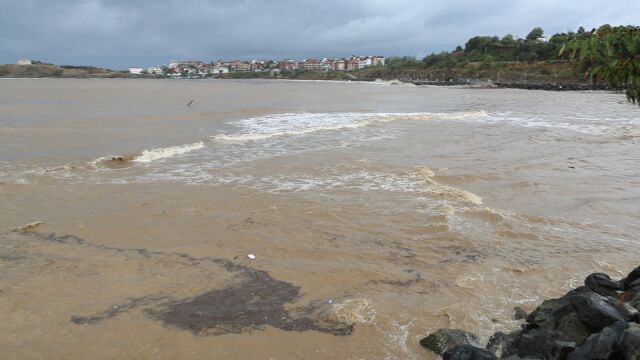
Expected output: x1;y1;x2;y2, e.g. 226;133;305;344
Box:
127;56;386;77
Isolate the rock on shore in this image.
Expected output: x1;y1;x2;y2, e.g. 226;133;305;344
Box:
420;266;640;360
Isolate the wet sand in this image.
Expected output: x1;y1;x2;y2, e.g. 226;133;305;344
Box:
0;79;639;359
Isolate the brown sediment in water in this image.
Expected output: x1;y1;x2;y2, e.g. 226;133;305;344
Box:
150;271;353;336
2;80;639;359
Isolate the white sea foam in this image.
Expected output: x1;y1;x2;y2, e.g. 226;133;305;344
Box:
88;142;206;167
211;111;488;142
477;112;640;138
134;141;205;163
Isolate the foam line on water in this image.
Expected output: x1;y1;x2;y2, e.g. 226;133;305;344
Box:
133;141;205;163
211;111;488;142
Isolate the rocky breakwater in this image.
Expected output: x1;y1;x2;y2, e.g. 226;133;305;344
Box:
420;266;640;359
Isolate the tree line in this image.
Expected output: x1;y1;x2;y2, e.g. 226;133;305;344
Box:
387;27;593;71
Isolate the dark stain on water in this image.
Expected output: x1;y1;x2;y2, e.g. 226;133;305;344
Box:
71;295;168;325
6;230;353;336
148;268;353;336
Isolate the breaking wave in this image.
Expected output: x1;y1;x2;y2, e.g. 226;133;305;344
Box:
134;141;205;163
87;142;205;168
211;111;488;142
83;111;488;166
478;112;640;138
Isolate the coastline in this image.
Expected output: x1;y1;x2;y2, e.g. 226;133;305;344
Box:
0;75;613;92
421;267;640;359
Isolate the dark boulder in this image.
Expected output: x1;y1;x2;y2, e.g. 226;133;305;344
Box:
556;313;592;345
623;266;640;290
443;345;498;360
514;307;528;321
541;340;576;360
626;278;640;290
486;330;519;357
569;291;632;332
618;323;640;359
567;321;628;359
515;329;568;358
420;329;479;355
629;293;640;312
526;287;592;330
552;303;577;325
585;273;621;297
527;298;570;329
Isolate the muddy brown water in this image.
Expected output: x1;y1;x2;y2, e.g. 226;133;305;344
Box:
0;79;639;359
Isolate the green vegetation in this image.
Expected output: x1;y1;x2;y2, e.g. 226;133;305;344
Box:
561;25;640;105
0;64;133;78
0;64;63;77
356;27;597;84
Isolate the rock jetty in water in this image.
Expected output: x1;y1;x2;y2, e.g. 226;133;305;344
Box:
420;266;640;360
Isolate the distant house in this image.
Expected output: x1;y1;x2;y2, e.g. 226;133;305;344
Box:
346;57;360;71
372;56;385;66
358;57;372;69
146;66;163;75
212;65;229;74
16;59;32;65
302;59;322;71
128;67;144;75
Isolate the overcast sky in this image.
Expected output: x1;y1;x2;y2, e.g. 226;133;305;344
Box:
1;0;638;69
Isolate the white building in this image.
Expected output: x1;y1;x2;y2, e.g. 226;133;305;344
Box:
16;59;32;65
128;67;144;75
372;56;386;66
212;66;229;74
146;66;163;75
358;57;373;68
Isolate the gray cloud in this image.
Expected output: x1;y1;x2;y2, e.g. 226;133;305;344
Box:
1;0;638;69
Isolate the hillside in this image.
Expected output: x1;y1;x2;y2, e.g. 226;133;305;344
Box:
0;64;131;78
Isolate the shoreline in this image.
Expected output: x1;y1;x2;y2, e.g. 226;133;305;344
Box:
420;266;640;359
0;76;614;92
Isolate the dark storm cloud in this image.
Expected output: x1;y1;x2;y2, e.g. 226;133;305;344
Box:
1;0;638;69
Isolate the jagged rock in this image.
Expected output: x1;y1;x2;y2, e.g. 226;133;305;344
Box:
618;323;640;359
527;298;570;329
569;291;631;332
585;273;621;297
541;340;576;360
515;329;568;358
629;293;640;311
514;307;528;320
626;278;640;290
486;330;519;357
556;313;592;345
420;329;479;355
443;345;498;360
623;266;640;290
567;321;628;359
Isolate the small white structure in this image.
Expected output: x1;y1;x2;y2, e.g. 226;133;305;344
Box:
16;59;32;65
146;66;163;75
128;67;144;75
358;57;373;69
212;66;229;74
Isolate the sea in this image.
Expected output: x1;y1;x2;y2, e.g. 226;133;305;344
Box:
1;78;639;359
